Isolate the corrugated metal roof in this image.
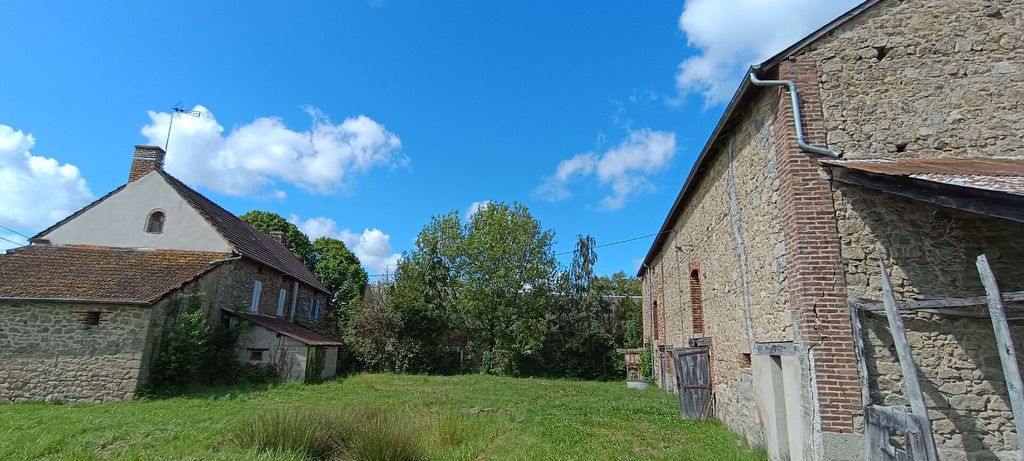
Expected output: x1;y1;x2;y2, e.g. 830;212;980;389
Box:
822;158;1024;195
233;311;342;346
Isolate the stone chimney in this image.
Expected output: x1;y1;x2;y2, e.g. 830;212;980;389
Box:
128;145;166;182
269;230;284;243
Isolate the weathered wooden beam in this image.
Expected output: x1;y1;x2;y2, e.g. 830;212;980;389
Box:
831;168;1024;223
976;254;1024;460
878;260;939;461
856;291;1024;311
848;300;872;408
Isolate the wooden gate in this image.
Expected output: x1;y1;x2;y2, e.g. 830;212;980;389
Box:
672;347;712;420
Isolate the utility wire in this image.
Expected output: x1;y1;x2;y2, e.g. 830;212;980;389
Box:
0;224;31;241
555;230;671;256
0;234;26;247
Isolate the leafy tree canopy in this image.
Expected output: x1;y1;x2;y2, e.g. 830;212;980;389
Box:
239;210;315;269
312;236;368;310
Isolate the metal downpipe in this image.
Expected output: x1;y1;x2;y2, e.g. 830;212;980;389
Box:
748;72;841;158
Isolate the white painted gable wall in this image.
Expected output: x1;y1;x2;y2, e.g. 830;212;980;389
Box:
41;172;232;252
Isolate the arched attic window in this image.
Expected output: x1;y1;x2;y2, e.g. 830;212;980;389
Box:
145;210;166;234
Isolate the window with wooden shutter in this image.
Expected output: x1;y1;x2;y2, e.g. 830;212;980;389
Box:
250;281;262;313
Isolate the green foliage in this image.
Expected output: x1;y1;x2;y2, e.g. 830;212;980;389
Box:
345;204;648;381
240;210;316;269
305;347;327;384
312;236;368;314
149;294;276;390
639;346;654;380
229;406;424;461
621;296;643;349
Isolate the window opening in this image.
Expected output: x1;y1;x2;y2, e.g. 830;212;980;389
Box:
145;210;165;234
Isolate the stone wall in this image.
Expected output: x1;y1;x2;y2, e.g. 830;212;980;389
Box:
862;309;1024;460
836;185;1024;460
0;301;156;403
642;87;794;446
195;258;328;325
803;0;1023;159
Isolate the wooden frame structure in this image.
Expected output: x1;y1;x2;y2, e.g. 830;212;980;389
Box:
848;255;1024;460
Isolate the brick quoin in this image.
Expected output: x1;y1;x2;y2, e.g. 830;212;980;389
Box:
689;260;704;335
772;57;860;433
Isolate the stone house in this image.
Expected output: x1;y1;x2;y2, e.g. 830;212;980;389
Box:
637;1;1023;460
0;145;340;403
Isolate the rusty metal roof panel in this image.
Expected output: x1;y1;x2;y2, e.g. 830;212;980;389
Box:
823;158;1024;195
233;311;342;346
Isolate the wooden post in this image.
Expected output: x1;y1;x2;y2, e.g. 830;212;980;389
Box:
878;260;939;461
976;254;1024;460
848;300;872;408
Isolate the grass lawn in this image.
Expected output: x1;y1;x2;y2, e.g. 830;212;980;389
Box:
0;374;765;460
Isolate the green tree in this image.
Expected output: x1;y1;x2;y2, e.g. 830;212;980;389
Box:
459;202;556;374
592;271;642;349
386;211;465;373
311;237;368;313
239;210;315;269
534;235;619;380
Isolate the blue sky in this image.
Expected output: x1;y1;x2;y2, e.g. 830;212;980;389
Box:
0;0;859;276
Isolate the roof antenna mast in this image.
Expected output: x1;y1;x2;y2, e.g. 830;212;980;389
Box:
164;102;202;152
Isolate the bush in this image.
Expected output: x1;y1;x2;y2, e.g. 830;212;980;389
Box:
230;406;425;461
639;347;654;380
149;294;278;391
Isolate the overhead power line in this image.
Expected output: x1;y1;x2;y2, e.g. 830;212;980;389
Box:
555;230;671;256
0;224;31;240
0;234;26;248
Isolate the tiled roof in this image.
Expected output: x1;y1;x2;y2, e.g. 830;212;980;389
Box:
157;171;330;294
0;245;229;303
822;158;1024;195
233;311;342;346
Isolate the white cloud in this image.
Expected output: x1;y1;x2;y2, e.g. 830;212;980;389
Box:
290;214;402;275
534;129;676;210
465;200;491;220
0;125;94;241
675;0;861;105
141;105;404;197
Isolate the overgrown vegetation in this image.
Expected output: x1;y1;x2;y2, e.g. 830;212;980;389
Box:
239;205;644;381
230;406;424;461
148;294;276;391
0;374;766;460
345;202;642;380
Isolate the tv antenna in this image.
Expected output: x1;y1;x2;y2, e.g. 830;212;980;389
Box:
164;102;202;151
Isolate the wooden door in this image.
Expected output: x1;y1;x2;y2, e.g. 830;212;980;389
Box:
673;347;712;420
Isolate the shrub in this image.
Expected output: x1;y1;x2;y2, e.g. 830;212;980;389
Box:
229;406;425;461
639;347;653;380
149;294;278;391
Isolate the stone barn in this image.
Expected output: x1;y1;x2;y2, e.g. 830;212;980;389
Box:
0;145;338;403
637;0;1024;460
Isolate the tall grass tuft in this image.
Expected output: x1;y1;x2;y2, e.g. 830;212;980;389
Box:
427;412;467;448
347;407;424;461
228;406;424;461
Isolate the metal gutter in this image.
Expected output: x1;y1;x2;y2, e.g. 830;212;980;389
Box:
748;73;840;158
635;0;882;276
